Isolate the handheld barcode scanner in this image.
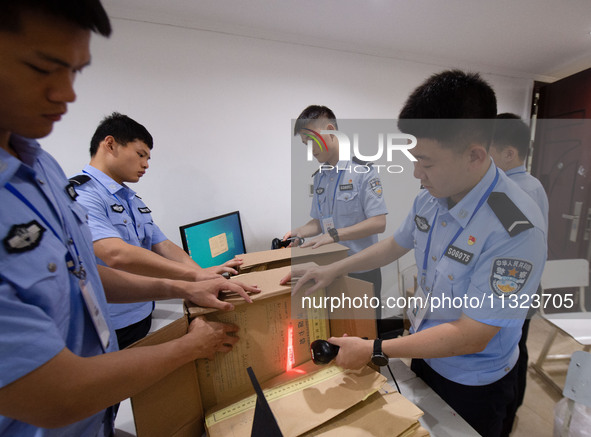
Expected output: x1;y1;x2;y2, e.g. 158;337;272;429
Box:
271;237;304;250
310;339;340;364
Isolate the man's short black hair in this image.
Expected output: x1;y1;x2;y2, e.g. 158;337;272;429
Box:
492;113;530;160
90;112;153;157
398;70;497;150
294;105;338;136
0;0;111;37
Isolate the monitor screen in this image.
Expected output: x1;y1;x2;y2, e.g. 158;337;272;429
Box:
179;211;246;268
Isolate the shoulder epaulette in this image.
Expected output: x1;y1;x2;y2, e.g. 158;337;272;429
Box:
68;174;91;186
352;156;373;166
487;192;534;237
312;169;319;177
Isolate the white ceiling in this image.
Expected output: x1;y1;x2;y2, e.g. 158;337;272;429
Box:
102;0;591;81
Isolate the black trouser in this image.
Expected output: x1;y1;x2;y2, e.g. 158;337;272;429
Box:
516;318;530;408
411;358;519;437
115;314;152;349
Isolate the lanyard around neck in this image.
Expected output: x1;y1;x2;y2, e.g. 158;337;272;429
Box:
421;168;499;285
5;182;86;279
317;167;344;218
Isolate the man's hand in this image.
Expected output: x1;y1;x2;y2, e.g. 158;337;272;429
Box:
183;317;241;360
279;271;291;286
282;231;303;248
290;263;338;295
205;258;243;276
183;278;260;310
299;233;333;249
328;335;373;369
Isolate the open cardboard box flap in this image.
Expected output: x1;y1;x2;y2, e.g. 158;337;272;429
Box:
130;317;203;437
237;242;349;273
204;362;388;437
132;264;390;436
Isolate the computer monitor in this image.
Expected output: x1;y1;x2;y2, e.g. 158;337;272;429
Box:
179;211;246;268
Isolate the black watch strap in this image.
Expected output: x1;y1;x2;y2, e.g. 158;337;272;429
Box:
371;338;389;366
328;227;339;242
373;338;383;356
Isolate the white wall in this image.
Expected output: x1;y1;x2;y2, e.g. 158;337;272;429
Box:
42;18;533;304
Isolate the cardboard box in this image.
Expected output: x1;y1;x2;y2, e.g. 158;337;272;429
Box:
131;257;424;436
237;242;349;273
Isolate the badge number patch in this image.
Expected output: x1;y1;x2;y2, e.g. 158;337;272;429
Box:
490;258;533;296
414;215;430;232
3;220;46;253
444;245;473;265
138;207;151;214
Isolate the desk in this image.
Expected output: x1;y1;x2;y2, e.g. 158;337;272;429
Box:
545;312;591;346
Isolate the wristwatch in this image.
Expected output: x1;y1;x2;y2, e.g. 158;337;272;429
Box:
371;339;389;366
328;227;340;242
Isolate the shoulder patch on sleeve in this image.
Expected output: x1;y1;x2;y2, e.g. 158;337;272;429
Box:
352;156;373;166
68;174;91;186
487;192;534;237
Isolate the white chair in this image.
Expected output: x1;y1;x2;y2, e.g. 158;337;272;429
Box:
530;259;591;393
556;350;591;436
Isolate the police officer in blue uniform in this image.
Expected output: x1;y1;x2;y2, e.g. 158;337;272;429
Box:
292;71;547;437
285;106;390;332
490;113;548;229
490;112;549;429
70;112;244;348
0;3;252;435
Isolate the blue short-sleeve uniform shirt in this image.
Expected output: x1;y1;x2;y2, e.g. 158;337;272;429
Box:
310;160;387;260
0;136;117;437
394;162;547;385
71;165;167;330
505;164;549;232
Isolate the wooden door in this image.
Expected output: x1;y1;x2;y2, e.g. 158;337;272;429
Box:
531;68;591;263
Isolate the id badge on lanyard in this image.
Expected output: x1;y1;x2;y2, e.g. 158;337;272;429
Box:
322;217;335;233
80;279;111;350
407;285;431;332
317;170;342;233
